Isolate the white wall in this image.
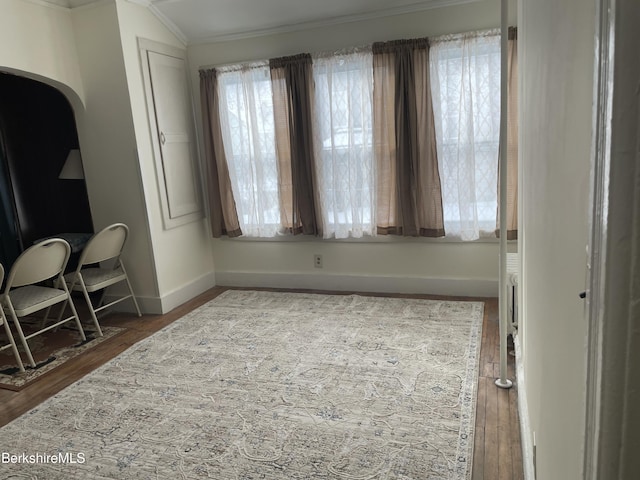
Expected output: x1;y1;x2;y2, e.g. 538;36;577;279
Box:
188;0;516;297
518;0;594;478
114;0;215;312
213;238;502;296
0;0;84;104
70;1;160;310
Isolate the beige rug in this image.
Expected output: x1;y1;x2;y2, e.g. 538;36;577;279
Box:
0;290;483;479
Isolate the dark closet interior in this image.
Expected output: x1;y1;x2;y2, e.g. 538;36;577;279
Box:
0;73;93;270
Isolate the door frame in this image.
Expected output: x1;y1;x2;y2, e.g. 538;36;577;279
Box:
583;0;614;474
139;38;203;230
584;0;640;477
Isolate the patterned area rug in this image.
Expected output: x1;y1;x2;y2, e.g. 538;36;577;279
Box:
0;290;483;479
0;323;124;391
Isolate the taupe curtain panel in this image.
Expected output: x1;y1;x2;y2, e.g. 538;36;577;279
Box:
372;39;445;237
269;54;321;236
199;69;242;238
497;27;518;239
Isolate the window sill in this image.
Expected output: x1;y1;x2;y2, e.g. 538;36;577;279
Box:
216;234;516;245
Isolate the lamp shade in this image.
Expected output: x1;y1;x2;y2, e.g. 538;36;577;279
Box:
59;149;85;180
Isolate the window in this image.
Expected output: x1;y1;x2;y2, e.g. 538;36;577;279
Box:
430;31;501;240
312;50;375;239
217;63;281;237
205;30;506;241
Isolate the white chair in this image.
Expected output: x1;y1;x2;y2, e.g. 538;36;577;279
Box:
0;264;26;373
1;238;85;369
63;223;141;336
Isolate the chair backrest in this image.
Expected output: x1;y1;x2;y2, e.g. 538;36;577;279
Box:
78;223;129;266
5;239;70;289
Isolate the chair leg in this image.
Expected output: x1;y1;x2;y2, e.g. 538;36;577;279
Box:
65;295;87;342
54;299;68;323
126;279;142;317
47;277;68;331
40;305;52;331
2;317;25;373
41;277;66;328
6;307;36;368
122;264;142;317
80;282;102;337
42;300;69;331
96;289;107;310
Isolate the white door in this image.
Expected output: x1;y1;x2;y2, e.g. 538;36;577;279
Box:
146;48;201;226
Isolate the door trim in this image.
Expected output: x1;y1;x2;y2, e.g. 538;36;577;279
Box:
584;0;615;477
139;38;203;230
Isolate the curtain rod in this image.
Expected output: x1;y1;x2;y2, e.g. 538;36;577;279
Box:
197;26;515;72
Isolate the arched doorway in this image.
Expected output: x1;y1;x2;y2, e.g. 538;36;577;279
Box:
0;72;93;268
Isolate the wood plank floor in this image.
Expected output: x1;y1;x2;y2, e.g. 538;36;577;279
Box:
0;287;523;479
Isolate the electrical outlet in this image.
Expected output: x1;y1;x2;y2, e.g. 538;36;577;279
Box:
314;254;323;268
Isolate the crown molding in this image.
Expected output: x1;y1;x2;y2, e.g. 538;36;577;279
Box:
20;0;72;10
145;1;188;46
127;0;151;6
22;0;113;11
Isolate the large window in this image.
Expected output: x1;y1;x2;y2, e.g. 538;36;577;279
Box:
207;29;507;241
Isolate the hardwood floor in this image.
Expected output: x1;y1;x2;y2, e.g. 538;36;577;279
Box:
0;287;523;479
473;297;523;480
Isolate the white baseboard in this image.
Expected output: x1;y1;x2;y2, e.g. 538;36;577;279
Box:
158;271;217;313
106;270;495;314
215;271;498;297
515;333;536;480
130;295;162;315
104;272;217;315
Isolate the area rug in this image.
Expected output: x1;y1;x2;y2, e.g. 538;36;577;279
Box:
0;290;483;479
0;323;125;391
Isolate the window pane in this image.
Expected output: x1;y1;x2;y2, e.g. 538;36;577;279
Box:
217;65;281;237
430;33;501;240
312;50;376;239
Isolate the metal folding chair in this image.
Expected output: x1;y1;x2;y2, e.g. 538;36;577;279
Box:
1;239;85;368
63;223;141;336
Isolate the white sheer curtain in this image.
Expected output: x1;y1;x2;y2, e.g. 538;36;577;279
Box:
430;30;501;240
312;49;376;239
216;63;281;237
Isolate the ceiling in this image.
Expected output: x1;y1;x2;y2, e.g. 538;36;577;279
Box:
43;0;473;44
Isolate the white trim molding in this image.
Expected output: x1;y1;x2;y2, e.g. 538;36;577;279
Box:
515;333;536;480
105;271;216;315
584;0;615;477
145;2;188;46
215;271;498;298
584;0;640;477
